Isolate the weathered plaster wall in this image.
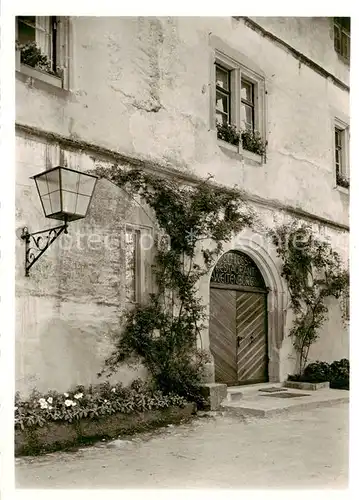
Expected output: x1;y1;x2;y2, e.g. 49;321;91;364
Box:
15;17;349;393
248;17;350;86
15;134;158;396
16;16;349;227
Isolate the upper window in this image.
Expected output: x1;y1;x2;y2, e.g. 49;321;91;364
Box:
17;16;58;73
333;17;350;61
214;56;266;157
334;120;350;190
16;16;69;89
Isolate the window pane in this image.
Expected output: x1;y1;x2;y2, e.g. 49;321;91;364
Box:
62;191;77;213
75;194;90;217
241;80;253;103
49;190;61;214
35;176;49;196
342;33;349;58
36;16;52;61
334;25;341;51
61;169;80;193
216;66;229;91
335;128;342;148
40;194;52;216
78;175;97;197
17;16;36;45
241;103;254;131
216;112;228;125
45;168;60;193
216;91;229;114
125;229;137;302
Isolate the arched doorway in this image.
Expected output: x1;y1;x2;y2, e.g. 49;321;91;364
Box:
209;250;268;386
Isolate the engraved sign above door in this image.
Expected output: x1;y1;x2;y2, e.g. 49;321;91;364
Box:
210;251;266;289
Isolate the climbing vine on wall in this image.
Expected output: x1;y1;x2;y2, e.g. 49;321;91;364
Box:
269;221;349;375
95;165;254;401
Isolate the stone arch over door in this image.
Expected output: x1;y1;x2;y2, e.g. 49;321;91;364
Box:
205;237;286;384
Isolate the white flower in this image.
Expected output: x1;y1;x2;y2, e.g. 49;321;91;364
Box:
74;393;83;399
48;405;53;410
64;393;69;397
104;399;108;403
38;398;46;404
72;401;77;406
64;399;73;407
40;402;49;409
47;397;53;404
111;388;116;393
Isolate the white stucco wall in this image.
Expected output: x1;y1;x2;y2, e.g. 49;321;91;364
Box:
15;17;349;393
16;16;349;226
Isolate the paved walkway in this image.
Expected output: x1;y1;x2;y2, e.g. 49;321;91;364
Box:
15;403;348;489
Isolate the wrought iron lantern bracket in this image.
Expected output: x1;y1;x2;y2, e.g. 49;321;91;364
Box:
21;222;68;277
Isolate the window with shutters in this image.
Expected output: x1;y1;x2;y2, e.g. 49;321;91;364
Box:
333;17;350;61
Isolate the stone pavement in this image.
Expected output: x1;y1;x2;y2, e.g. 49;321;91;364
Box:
15;403;348;489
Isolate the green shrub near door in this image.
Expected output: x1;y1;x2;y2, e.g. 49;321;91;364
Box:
288;359;349;390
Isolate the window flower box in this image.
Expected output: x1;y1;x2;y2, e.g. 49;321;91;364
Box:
18;62;63;88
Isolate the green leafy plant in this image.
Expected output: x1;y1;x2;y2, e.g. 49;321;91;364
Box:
95;166;254;402
16;41;59;76
270;221;349;376
336;172;350;189
330;358;349;389
240;128;266;156
216;121;240;146
14;380;187;430
216;121;266;156
302;361;331;383
287;359;349;389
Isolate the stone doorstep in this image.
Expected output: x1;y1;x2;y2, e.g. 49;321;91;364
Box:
221;388;349;418
226;382;284;401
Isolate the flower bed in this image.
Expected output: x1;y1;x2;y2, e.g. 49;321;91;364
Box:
15;380;196;456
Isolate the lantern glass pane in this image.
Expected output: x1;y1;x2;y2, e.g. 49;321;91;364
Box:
41;194;52;216
78;175;96;197
61;169;80;193
49;190;61;214
62;191;77;213
45;169;60;193
35;176;49;196
75;194;90;216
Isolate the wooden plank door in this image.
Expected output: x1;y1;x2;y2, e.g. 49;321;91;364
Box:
236;292;268;384
209;288;237;385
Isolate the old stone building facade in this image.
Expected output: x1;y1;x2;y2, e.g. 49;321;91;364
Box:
15;17;349;396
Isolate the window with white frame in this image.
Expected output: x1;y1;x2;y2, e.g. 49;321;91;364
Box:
16;16;69;88
214;53;266;157
334;120;350;189
333;17;350;61
17;17;58;73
